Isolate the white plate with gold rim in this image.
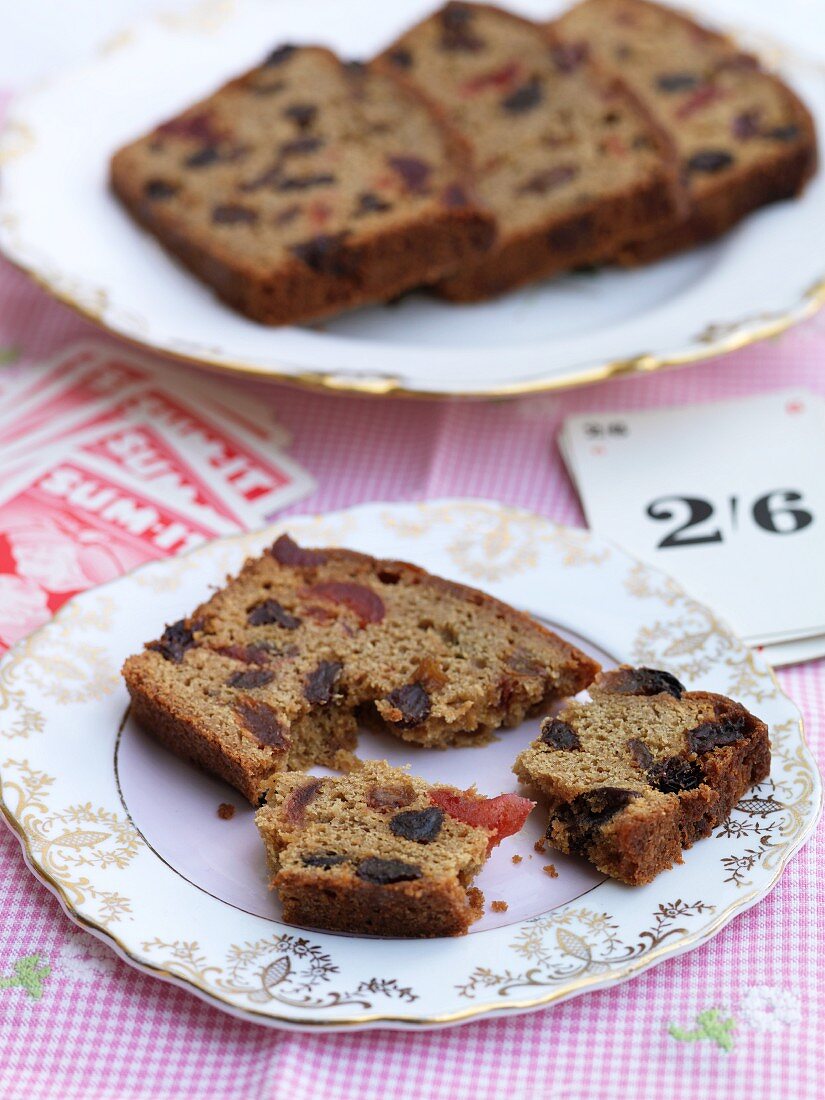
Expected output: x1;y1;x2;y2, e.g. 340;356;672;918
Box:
0;499;819;1030
1;0;825;397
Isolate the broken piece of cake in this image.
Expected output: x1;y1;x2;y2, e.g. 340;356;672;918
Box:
513;665;770;885
255;760;534;936
122;534;599;803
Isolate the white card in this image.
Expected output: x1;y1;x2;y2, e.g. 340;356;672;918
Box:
559;390;825;649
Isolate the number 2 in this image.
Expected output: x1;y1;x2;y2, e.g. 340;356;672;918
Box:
647;496;723;548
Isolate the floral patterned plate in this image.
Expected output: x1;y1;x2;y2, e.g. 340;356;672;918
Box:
0;500;819;1030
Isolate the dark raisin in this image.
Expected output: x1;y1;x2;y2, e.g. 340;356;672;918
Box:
265;44;296;67
302;851;346;869
270;534;328;566
355;191;392;216
248;599;301;629
226;668;274;690
732;110;761;139
384;683;431;728
284;103;317;130
345;60;367;76
443;183;469;208
366;783;416;812
387;47;413;69
656;72;700;92
144;179;178;201
767;124;800;142
276;173;336;192
519;165;578;195
148;619;195;662
441;2;472;29
389;807;445;844
234;700;289;748
551;42;588;73
648;756;704;794
387;155;432;194
274;205;301;226
356;857;422;885
688;715;747;754
216;643;271;665
280;137;323;156
304;660;343;705
552;787;639;854
540;719;581;751
303;582;385;625
502;77;543;114
289;233;355;276
627;738;654;770
686;150;734;174
156;111;222;143
212;204;258;224
601;667;685;699
185;146;222;168
284;778;325;823
440;2;484;51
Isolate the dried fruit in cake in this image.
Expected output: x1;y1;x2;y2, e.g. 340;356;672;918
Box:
122;534;599;803
513;665;770;885
111;47;494;325
377;2;682;300
255;760;534;936
556;0;817;262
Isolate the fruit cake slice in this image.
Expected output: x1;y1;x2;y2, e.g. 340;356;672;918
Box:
123;535;599;803
255;759;534;936
557;0;817;263
514;666;769;885
110;46;494;325
377;2;682;300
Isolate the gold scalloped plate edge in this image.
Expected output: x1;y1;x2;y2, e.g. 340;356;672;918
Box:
0;499;821;1030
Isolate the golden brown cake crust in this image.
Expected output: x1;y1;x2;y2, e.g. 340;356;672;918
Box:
557;0;818;263
377;2;683;300
110;46;495;324
514;666;770;885
123;535;599;803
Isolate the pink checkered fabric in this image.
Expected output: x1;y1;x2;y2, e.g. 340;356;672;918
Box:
1;174;824;1100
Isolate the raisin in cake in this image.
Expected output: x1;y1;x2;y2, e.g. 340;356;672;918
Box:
110;46;494;325
557;0;817;262
377;2;682;300
255;760;534;936
122;535;599;804
514;666;769;885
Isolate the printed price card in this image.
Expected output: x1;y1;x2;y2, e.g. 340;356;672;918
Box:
559;390;825;651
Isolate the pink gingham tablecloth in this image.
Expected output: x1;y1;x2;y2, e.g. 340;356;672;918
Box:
1;241;824;1099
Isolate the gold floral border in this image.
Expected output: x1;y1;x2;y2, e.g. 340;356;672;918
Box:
1;9;824;398
0;501;820;1028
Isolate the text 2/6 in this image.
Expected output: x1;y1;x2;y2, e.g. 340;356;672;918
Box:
646;491;814;549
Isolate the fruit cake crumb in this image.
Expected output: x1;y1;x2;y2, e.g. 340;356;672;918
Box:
491;900;508;913
511;854;522;864
217;802;236;820
543;863;559;878
534;839;546;853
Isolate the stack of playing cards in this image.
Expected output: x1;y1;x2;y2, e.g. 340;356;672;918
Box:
0;340;314;655
559;390;825;667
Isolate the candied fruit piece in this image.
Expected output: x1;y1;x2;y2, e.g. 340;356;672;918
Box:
627;737;654;770
366;783;416;812
283;777;325;824
226;668;275;690
429;789;534;852
271;534;328;566
234;699;289;748
303;582;385;625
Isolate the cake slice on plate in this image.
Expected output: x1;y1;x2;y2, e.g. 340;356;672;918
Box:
255;759;534;936
556;0;817;262
111;46;494;324
377;1;683;300
514;666;770;885
122;534;599;804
